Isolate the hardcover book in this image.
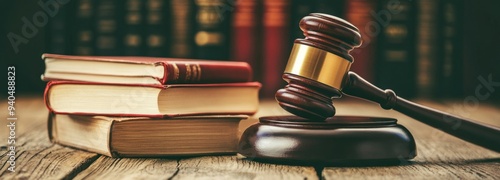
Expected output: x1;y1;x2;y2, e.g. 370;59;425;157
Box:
231;0;261;82
44;81;260;117
123;0;145;56
93;0;123;55
261;0;291;97
344;0;377;82
48;114;246;157
375;0;417;98
193;0;231;60
73;0;94;55
41;53;253;85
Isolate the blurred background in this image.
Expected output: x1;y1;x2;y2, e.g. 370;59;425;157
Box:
2;0;500;103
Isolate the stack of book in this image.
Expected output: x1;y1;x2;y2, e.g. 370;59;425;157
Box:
41;53;260;157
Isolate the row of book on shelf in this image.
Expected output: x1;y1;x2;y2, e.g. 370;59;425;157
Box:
46;0;464;98
42;53;260;157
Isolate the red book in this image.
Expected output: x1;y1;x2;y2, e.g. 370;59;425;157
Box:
231;0;261;82
41;53;253;85
44;81;261;117
344;0;377;82
262;0;291;97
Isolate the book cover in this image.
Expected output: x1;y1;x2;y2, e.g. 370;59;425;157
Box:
261;0;291;97
42;53;253;85
231;0;261;82
344;0;377;82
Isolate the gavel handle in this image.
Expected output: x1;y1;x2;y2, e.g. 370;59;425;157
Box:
343;72;500;152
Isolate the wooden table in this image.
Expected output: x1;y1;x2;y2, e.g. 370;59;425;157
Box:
1;95;499;179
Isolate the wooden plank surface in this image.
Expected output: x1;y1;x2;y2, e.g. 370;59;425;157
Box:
1;96;499;179
173;156;317;180
73;157;178;179
0;95;101;179
322;97;500;179
74;156;318;180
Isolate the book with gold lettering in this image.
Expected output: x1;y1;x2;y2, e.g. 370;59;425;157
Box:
48;113;246;157
41;53;253;85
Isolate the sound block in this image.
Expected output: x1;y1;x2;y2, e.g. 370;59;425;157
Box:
238;116;416;165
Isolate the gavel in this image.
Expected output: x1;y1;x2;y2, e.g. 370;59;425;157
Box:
239;13;500;164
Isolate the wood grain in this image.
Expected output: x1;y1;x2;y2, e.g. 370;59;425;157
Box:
72;156;317;180
323;98;500;179
73;157;179;179
1;95;49;147
0;95;100;179
1;96;499;179
173;156;318;180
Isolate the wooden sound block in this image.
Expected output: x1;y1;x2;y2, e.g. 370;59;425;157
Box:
238;116;416;165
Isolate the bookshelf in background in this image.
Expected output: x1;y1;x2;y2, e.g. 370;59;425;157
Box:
42;0;489;100
417;0;439;98
123;0;145;56
436;0;464;98
145;0;170;57
344;0;377;82
74;0;94;55
375;0;417;98
194;0;231;60
261;0;291;97
170;0;195;58
94;0;123;55
231;0;261;82
45;2;71;55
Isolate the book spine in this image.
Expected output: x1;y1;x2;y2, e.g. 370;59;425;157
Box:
344;0;377;82
231;0;260;82
290;0;314;45
375;0;417;98
436;0;463;97
45;2;70;54
261;0;291;97
123;0;145;56
162;62;252;84
145;0;169;57
417;0;439;97
74;0;94;55
93;0;122;55
314;0;345;17
170;0;195;58
193;0;232;60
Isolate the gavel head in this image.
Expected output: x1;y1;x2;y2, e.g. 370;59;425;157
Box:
275;13;362;120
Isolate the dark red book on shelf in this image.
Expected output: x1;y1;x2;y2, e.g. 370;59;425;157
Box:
41;53;253;85
231;0;261;81
262;0;291;97
344;0;377;82
44;81;261;117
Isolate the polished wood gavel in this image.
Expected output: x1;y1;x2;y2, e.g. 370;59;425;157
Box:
275;13;500;152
